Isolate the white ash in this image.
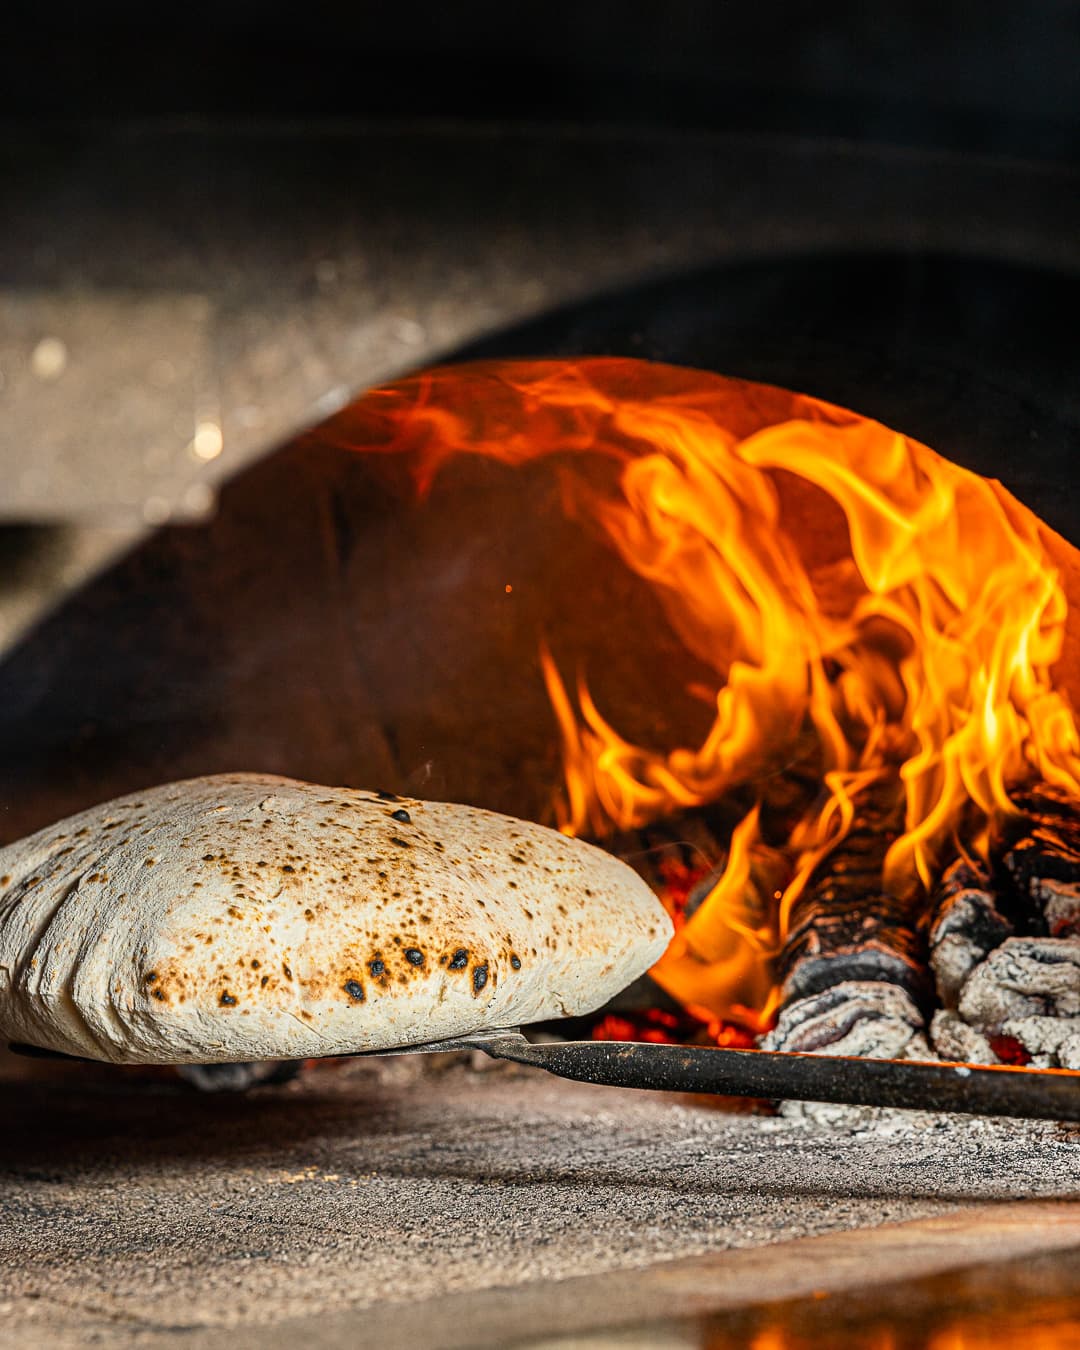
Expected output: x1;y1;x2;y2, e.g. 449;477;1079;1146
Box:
996;1017;1080;1067
927;936;1080;1069
956;938;1080;1025
930;1010;999;1064
1060;1034;1080;1070
763;981;928;1059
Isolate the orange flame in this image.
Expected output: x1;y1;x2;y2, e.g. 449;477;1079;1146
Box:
325;358;1080;1026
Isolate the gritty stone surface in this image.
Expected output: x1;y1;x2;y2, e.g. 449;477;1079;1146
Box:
0;1052;1077;1346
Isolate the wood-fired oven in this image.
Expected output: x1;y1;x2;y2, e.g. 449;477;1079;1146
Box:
2;5;1079;1346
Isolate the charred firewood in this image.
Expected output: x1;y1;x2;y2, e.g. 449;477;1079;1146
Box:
779;887;929;1008
766;781;931;1060
927;856;1014;1007
776;785;929;1008
995;783;1080;938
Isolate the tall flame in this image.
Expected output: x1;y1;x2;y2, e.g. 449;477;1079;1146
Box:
326;358;1080;1026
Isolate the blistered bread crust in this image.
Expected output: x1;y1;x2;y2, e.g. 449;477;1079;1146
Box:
0;775;672;1063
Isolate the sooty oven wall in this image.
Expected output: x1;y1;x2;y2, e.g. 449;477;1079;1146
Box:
0;252;1078;844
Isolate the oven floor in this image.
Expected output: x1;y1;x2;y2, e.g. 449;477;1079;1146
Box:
1;1054;1077;1347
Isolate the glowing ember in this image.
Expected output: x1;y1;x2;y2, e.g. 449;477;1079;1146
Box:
987;1035;1034;1067
323;358;1080;1032
590;1007;759;1050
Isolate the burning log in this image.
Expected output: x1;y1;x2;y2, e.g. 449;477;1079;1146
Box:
764;783;932;1060
602;779;1080;1073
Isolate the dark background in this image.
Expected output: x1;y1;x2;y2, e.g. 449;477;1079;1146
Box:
4;1;1079;164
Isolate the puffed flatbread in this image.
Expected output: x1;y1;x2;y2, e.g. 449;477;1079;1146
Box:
0;774;672;1063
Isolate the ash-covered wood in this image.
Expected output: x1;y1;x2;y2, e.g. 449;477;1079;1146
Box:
767;782;930;1059
928;1011;1000;1065
960;935;1080;1021
928;856;1014;1007
927;785;1080;1069
766;982;929;1058
952;938;1080;1069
